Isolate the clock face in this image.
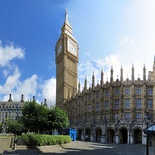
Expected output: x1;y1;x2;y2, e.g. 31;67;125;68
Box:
68;41;77;56
57;44;62;54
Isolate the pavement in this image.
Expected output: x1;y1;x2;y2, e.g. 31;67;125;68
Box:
1;141;155;155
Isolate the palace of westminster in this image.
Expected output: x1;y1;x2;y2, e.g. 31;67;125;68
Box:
0;11;155;145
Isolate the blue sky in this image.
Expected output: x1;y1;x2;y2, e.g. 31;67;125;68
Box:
0;0;155;106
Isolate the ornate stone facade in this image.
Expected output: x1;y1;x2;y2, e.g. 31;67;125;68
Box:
0;94;47;125
55;11;155;144
0;94;24;124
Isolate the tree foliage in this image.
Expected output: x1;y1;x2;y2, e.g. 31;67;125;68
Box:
8;121;25;135
21;101;69;133
47;106;69;131
0;123;2;133
21;101;48;132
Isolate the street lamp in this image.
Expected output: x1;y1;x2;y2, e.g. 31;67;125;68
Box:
144;112;150;155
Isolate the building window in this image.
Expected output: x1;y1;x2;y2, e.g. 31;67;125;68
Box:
105;100;109;110
88;94;91;100
147;88;153;96
105;90;109;97
136;87;141;95
114;99;119;109
88;105;92;112
95;115;100;122
96;91;100;99
115;88;119;95
81;97;84;102
136;112;142;121
148;99;153;109
125;87;130;95
95;102;100;111
125;113;130;119
125;99;130;109
81;107;85;114
136;99;141;109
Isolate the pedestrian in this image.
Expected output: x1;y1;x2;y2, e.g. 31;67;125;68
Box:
85;134;88;143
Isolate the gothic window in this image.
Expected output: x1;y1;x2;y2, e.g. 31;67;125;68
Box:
147;88;153;96
148;99;153;109
95;102;100;111
105;100;109;110
95;115;100;122
81;107;85;114
125;87;130;95
105;90;109;97
125;113;130;119
96;91;99;99
115;88;119;95
135;87;141;95
114;99;119;109
104;115;109;121
136;99;141;109
88;94;91;100
81;97;84;103
136;112;142;121
88;105;92;112
125;99;130;109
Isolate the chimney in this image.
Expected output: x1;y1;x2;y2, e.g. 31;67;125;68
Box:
33;96;35;102
8;94;13;102
20;94;24;102
44;99;47;106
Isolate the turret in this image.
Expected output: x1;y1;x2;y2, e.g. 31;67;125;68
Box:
131;64;134;81
84;77;87;92
110;66;113;83
78;81;81;94
92;72;95;89
20;94;24;102
120;65;123;82
100;69;104;86
8;94;13;102
143;64;146;82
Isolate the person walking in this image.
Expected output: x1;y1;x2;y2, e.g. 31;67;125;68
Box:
85;134;88;143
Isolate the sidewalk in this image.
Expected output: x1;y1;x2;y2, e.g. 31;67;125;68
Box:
1;141;155;155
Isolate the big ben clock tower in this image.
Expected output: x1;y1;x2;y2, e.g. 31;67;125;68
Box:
55;10;78;110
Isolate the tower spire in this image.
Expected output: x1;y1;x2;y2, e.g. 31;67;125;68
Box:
61;9;73;38
143;64;146;82
100;69;104;86
92;72;95;89
110;66;113;83
65;8;69;24
120;65;123;82
131;64;134;81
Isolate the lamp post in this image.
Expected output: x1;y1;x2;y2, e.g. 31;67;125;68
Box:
144;112;150;155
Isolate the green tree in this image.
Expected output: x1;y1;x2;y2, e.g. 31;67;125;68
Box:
47;106;69;132
0;123;3;133
21;101;48;133
8;121;25;135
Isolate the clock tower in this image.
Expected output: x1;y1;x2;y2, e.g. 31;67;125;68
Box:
55;10;78;110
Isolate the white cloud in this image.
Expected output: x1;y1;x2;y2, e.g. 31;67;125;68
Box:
85;51;90;57
13;74;38;101
0;41;25;67
0;41;39;102
119;37;135;47
41;78;56;107
0;66;20;94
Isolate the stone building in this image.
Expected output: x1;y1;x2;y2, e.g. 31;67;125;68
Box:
55;11;155;144
0;94;24;124
0;94;47;124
